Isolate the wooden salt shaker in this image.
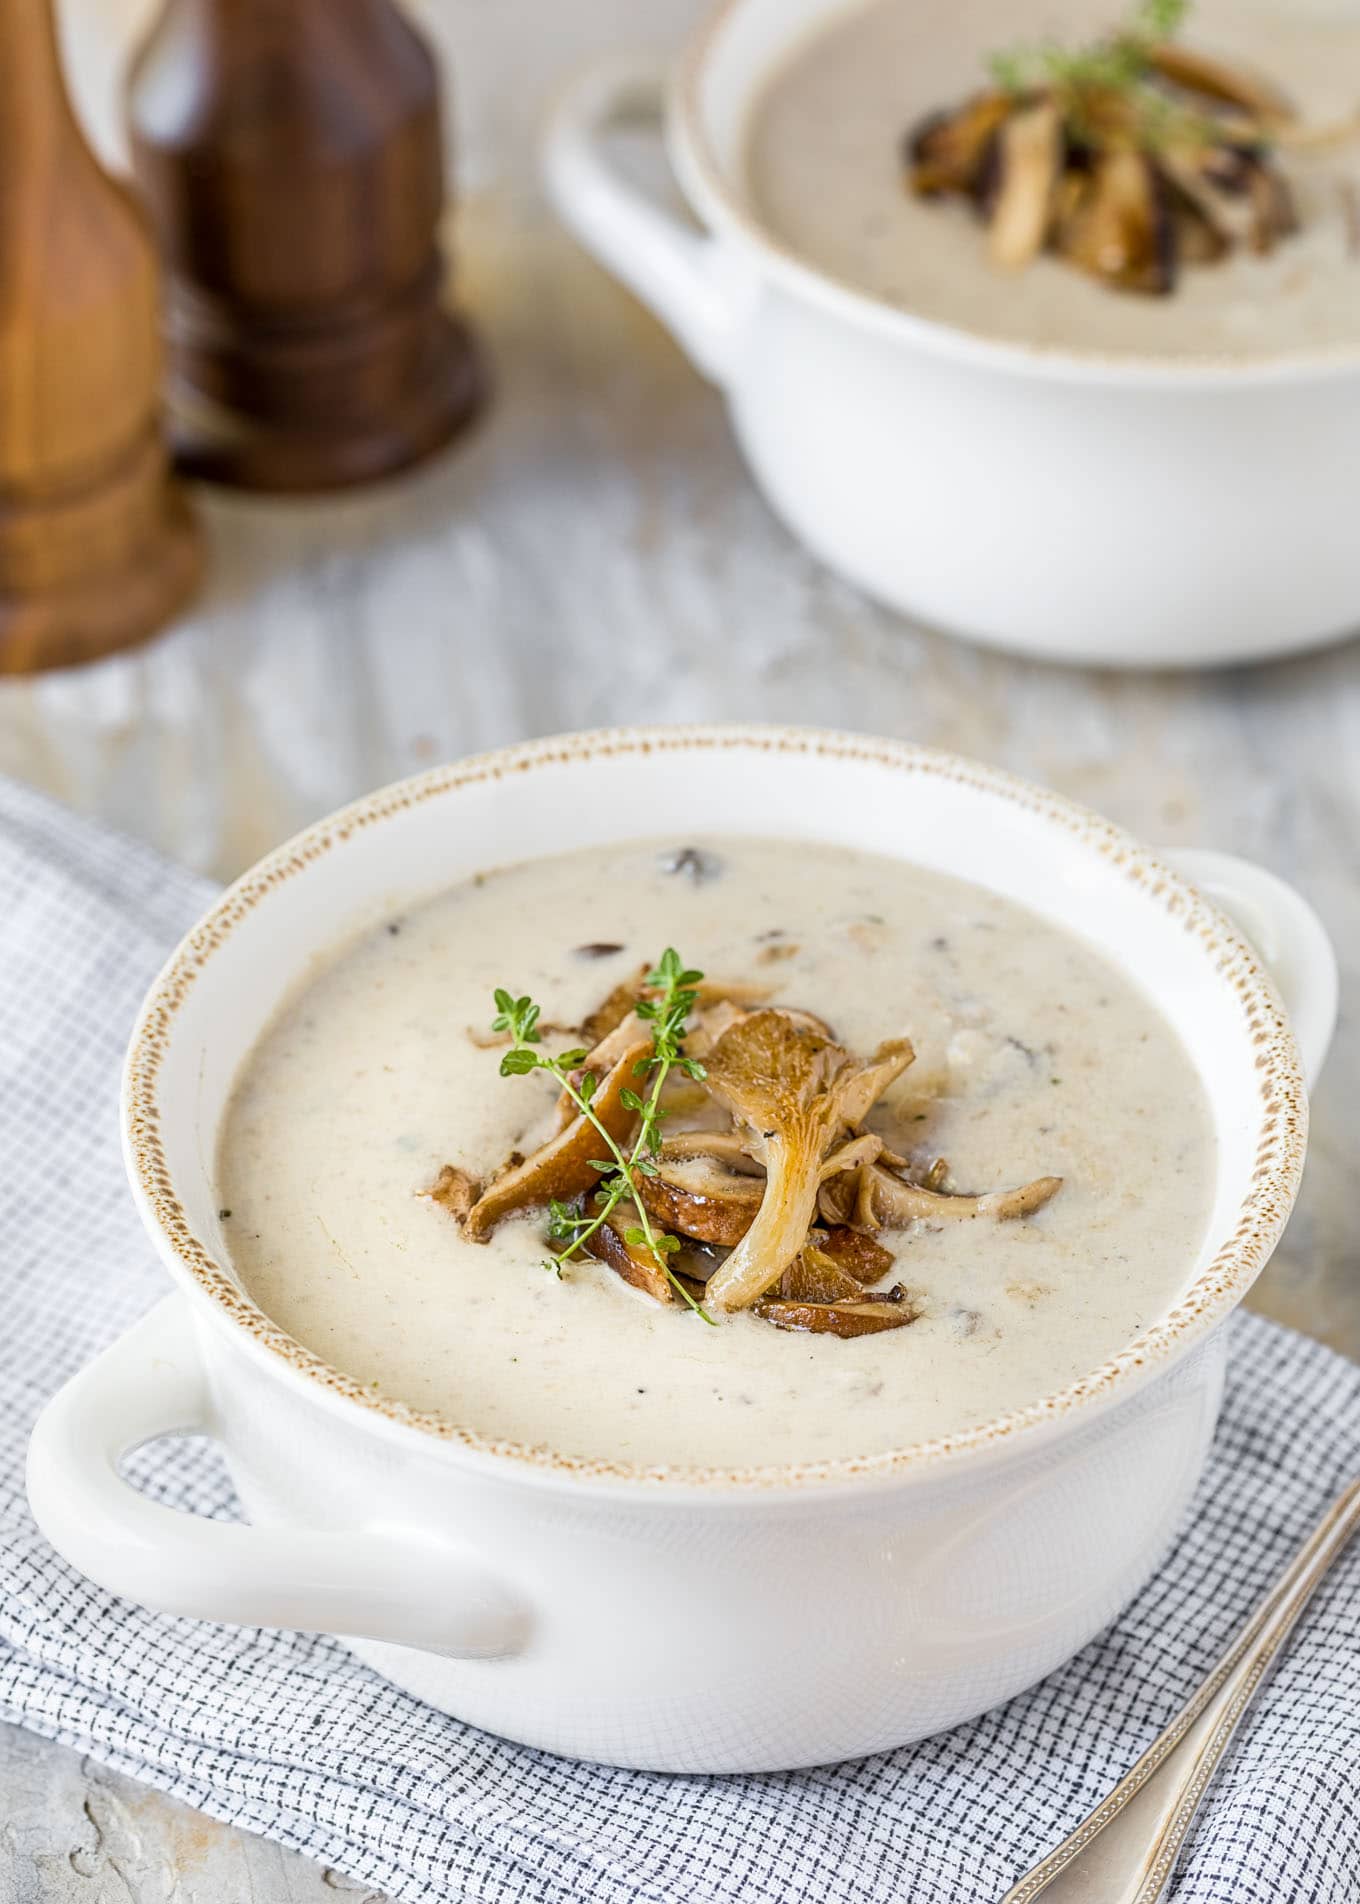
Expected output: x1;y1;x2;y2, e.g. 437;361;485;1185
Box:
125;0;485;493
0;0;202;675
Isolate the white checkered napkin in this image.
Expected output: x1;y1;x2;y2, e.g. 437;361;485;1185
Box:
1;772;1358;1904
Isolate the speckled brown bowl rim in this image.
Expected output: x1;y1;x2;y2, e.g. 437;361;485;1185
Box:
668;0;1360;385
123;725;1307;1495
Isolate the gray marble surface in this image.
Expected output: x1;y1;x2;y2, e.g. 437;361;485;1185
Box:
3;0;1357;1895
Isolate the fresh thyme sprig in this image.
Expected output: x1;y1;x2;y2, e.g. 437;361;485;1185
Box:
491;948;715;1322
987;0;1214;149
989;0;1187;92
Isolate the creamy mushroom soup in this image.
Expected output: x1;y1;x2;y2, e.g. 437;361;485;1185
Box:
218;838;1215;1471
745;0;1360;361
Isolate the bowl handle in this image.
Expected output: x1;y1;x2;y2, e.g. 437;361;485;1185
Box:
26;1294;529;1658
1166;849;1338;1089
542;58;753;385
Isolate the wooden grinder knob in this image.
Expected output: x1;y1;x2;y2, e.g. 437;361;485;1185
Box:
126;0;486;492
0;0;202;675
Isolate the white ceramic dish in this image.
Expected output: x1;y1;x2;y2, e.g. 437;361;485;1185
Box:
543;2;1360;668
27;726;1337;1772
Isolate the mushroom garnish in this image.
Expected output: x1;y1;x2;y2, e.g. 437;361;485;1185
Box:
583;1201;682;1305
905;0;1347;296
699;1010;915;1312
909;91;1013;197
782;1226;896;1302
1146;42;1293;123
439;957;1064;1339
756;1288;925;1339
659;1128;765;1172
987;99;1064;269
638;1131;886;1249
634;1153;765;1247
1054;150;1176;296
462;1035;651;1242
834;1158;1064;1231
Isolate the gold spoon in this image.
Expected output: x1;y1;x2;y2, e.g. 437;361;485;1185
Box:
1002;1477;1360;1904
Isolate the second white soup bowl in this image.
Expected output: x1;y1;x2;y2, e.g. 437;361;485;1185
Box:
544;0;1360;667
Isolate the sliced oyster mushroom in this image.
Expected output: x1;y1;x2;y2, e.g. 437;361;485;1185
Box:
634;1152;765;1247
659;1128;764;1173
849;1159;1063;1229
1159;144;1295;257
1162;173;1230;266
1055;149;1176;294
781;1226;896;1303
907;91;1012;197
816;1223;897;1282
833;1043;914;1130
644;1129;887;1248
584;1201;678;1305
463;1036;650;1241
700;1010;915;1312
988;99;1064;269
1147;43;1294;123
756;1286;924;1339
1243;155;1298;253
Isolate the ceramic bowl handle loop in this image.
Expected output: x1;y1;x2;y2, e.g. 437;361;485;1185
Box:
1167;849;1338;1089
543;58;751;385
26;1294;528;1657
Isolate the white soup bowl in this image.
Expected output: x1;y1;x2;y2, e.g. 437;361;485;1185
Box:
27;727;1337;1772
544;0;1360;667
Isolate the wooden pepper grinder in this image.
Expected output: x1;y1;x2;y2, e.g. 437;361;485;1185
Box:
126;0;485;492
0;0;202;674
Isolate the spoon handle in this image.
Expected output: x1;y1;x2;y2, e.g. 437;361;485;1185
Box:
1002;1477;1360;1904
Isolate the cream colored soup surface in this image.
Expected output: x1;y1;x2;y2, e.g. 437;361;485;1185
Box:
744;0;1360;362
218;838;1214;1471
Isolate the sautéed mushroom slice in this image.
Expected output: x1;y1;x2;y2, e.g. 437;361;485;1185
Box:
461;1036;650;1240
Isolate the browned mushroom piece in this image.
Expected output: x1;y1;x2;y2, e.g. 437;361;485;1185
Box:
817;1223;897;1281
633;1153;765;1247
462;1036;650;1241
1244;156;1298;253
659;1128;764;1173
427;1163;480;1221
850;1159;1063;1229
817;1170;857;1228
781;1226;896;1303
583;1202;678;1304
756;1286;925;1338
640;1130;887;1249
1159;144;1295;257
1055;149;1176;294
1161;170;1231;266
1146;42;1295;123
699;1010;916;1312
988;99;1064;269
781;1246;863;1305
907;91;1013;197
